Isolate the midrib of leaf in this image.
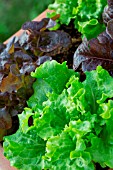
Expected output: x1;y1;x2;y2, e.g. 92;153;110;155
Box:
83;55;113;62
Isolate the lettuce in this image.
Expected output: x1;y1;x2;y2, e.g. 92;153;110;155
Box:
47;0;107;39
3;60;113;169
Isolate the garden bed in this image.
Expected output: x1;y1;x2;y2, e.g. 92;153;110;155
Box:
0;8;81;170
1;1;113;169
0;9;50;170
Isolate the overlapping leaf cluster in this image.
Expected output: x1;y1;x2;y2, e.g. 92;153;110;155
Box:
0;17;72;141
73;0;113;75
4;60;113;169
102;0;113;25
48;0;107;39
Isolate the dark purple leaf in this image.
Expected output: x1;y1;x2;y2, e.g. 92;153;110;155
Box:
106;19;113;39
0;107;12;129
36;56;52;66
46;19;56;29
73;22;113;73
0;44;6;53
21;15;60;32
22;18;50;32
18;31;29;47
103;0;113;25
38;31;72;55
0;16;75;141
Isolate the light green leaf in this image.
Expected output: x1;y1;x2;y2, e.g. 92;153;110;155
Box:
31;60;75;94
48;0;107;39
27;78;52;111
3;129;46;170
18;108;33;133
70;150;91;168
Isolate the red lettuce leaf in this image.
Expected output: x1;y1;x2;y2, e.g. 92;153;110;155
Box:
73;20;113;74
103;0;113;25
22;15;60;32
0;16;73;141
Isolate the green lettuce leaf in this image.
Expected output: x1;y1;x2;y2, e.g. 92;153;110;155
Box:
88;136;113;168
47;0;107;39
4;129;46;170
27;79;52;111
3;61;113;169
31;60;75;94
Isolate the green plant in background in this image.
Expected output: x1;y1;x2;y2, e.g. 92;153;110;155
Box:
48;0;107;39
0;0;53;42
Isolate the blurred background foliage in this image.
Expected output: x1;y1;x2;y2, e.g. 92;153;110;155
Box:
0;0;54;43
